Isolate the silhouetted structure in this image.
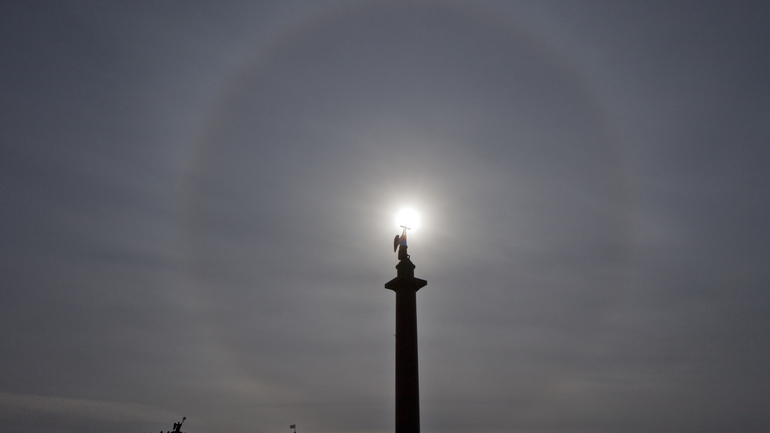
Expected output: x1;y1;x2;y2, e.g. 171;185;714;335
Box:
385;226;426;433
171;417;186;433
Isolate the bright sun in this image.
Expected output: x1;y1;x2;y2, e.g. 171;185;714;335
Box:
395;208;421;231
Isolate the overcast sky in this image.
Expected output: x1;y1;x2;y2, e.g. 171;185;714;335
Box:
2;1;769;433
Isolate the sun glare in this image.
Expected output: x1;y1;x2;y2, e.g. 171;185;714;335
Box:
395;208;421;231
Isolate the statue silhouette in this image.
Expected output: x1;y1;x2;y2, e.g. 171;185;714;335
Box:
172;417;186;433
393;226;409;261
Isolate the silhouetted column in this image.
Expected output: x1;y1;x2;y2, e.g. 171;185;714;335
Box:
385;258;426;433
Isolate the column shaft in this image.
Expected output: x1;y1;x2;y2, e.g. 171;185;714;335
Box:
395;287;419;433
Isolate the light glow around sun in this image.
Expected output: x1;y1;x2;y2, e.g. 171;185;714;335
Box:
395;208;421;232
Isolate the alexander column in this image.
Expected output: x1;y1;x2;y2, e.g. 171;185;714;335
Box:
385;225;427;433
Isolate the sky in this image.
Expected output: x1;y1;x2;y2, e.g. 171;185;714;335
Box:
2;1;769;432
